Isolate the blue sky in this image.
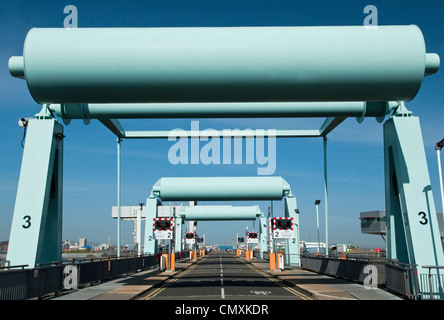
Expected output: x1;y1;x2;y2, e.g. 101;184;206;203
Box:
0;0;443;249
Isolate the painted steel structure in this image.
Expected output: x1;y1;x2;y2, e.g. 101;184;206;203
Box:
181;205;267;258
9;26;438;104
144;177;298;263
5;25;444;297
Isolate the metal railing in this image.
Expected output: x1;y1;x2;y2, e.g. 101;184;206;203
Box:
385;259;419;299
0;251;188;300
300;254;387;286
299;254;425;299
420;266;444;300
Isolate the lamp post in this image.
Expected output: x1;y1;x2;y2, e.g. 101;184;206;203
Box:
436;138;444;216
315;200;321;255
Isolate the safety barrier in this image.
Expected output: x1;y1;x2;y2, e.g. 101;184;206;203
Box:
419;265;444;300
385;259;419;299
0;251;187;300
301;254;386;285
0;265;64;300
300;255;425;299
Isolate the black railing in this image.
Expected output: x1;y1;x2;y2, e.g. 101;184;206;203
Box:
300;254;422;299
0;251;188;300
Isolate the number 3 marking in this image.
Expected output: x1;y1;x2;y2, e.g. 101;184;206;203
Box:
418;212;428;225
22;215;31;229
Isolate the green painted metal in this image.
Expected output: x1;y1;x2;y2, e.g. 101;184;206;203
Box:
324;136;329;257
181;205;261;221
7;25;442;278
117;138;121;258
125;129;321;139
180;205;267;257
6;118;63;268
8;56;25;79
384;105;444;298
152;176;290;201
146;176;299;265
48;101;398;120
259;215;267;259
144;195;160;255
11;26;436;104
174;210;182;253
284;194;300;266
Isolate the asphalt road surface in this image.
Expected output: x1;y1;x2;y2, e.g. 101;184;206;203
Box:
139;250;312;300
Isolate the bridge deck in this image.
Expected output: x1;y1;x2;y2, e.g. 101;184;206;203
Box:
48;251;401;301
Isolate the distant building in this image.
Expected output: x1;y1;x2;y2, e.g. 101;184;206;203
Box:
95;243;110;251
79;238;87;247
0;241;8;253
359;211;386;235
360;211;444;250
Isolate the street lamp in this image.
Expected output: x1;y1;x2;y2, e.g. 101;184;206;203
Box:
436;138;444;216
314;200;321;255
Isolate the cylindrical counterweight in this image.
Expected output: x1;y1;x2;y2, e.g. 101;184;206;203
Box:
181;206;261;221
49;101;398;119
12;26;437;104
152;176;290;201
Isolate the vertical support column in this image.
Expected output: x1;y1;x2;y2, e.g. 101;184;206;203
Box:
436;143;444;217
269;218;273;254
323;136;329;257
174;209;182;256
117;138;122;258
259;215;267;259
144;195;159;255
137;203;143;256
284;193;300;266
384;107;444;298
7;117;64;268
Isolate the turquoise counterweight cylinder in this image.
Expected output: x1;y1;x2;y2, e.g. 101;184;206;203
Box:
49;101;398;119
152;177;290;201
11;26;438;104
181;206;261;221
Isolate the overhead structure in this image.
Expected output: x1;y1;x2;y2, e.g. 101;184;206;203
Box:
10;26;437;104
178;205;267;256
6;25;444;298
145;177;299;264
152;176;290;201
180;205;262;221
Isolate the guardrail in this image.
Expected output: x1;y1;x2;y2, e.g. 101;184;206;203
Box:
385;259;419;299
420;265;444;300
299;255;424;299
300;254;387;286
0;251;188;300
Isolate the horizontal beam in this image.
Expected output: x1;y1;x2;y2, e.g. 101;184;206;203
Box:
124;129;321;139
13;26;436;104
48;101;398;120
319;117;347;137
152;176;291;201
181;205;262;221
99;119;125;138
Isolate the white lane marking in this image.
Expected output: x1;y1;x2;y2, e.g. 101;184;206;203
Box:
220;255;225;298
